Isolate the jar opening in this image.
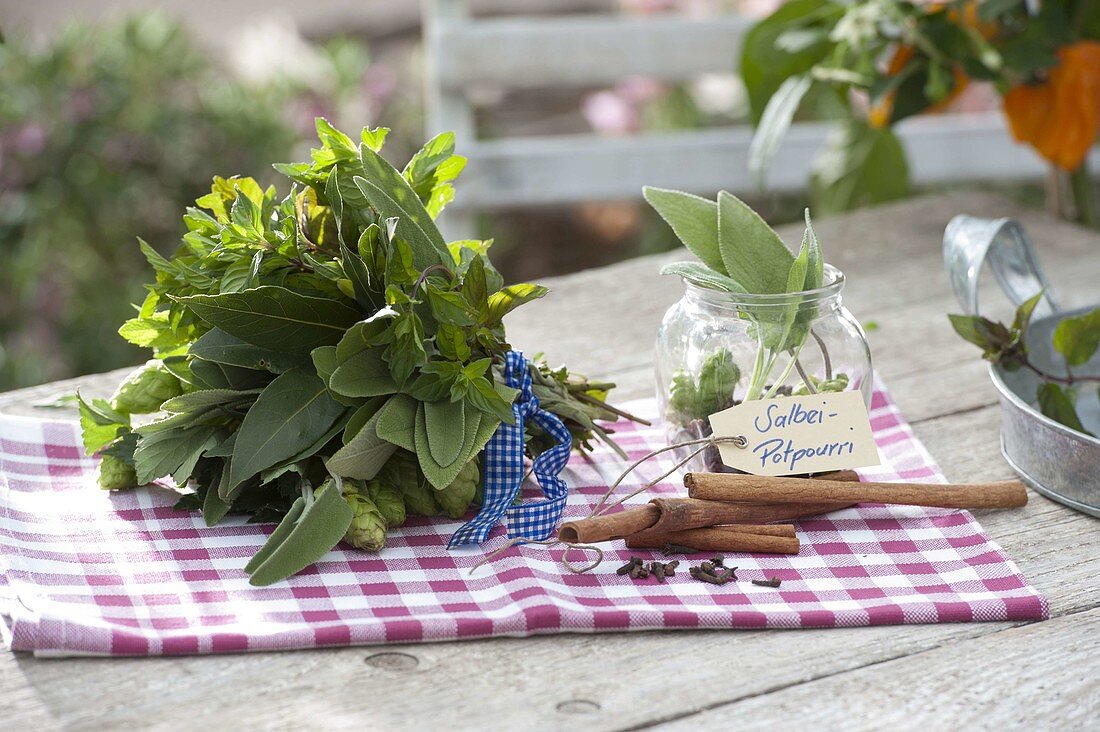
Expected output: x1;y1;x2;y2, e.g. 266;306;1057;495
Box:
681;264;845;309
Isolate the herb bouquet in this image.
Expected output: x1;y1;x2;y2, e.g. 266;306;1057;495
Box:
78;120;628;586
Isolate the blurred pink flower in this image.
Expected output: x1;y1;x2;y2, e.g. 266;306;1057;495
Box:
617;76;664;104
12;123;45;156
582;90;640;135
739;0;783;19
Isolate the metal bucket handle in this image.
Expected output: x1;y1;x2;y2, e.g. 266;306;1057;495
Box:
942;215;1061;318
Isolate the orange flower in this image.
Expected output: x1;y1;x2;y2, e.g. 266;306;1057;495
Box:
1003;41;1100;171
868;44;969;129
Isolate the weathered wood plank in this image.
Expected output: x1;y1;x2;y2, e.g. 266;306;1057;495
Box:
453;115;1062;208
435;14;751;89
651;607;1100;731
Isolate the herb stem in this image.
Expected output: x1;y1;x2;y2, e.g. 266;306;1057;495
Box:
794;357;818;394
811;328;832;380
763;339;808;399
1017;357;1100;385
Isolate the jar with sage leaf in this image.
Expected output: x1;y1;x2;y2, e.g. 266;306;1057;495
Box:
644;187;873;472
655;265;872;470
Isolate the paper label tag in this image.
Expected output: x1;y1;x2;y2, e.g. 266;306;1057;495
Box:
707;391;880;476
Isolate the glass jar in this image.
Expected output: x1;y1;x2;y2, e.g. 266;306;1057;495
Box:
654;264;872;471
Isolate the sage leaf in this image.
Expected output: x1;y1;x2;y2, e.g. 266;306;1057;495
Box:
376;393;418;451
229;368;346;489
642;186;725;274
203;468;232;527
190;328;308;373
343;397;389;445
177;286;361;354
325;405;397;480
329;345;397;398
247;481;354;586
717;190;793;294
660;261;748;293
1052;306;1100;367
424;398;465;466
244;497;305;574
255;411;352;490
160;388;261;414
803;209;824;290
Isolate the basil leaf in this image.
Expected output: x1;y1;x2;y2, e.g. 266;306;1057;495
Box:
717;190;793;294
190;328;309;373
1036;383;1094;437
247;481;354;586
177;286;361;354
485;284;549;325
229;368;347;489
660;261;747;293
642;186;725;274
1052;306;1100;367
77;393;131;455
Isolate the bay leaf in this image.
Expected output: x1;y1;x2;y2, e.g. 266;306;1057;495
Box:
329;345;397;398
190;328;309;373
177;285;361;354
229;368;346;489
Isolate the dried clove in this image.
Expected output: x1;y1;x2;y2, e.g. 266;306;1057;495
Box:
616;557;642;576
689;566;730;585
699;560;715;574
630;564;650;580
711;554;725;567
752;576;783;588
663;560;679;577
652;562;666;582
662;543;700;556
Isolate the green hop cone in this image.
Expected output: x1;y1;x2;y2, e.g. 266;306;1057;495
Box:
382;450;438;516
436;459;480;519
366;480;406;528
110;360;183;414
342;490;388;551
97;454;137;491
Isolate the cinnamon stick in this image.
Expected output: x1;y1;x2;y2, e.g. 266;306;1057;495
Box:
685;474;1028;509
648;497;853;532
558;504;659;544
558;470;861;544
626;526;800;555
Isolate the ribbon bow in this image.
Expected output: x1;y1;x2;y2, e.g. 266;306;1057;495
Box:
448;351;572;548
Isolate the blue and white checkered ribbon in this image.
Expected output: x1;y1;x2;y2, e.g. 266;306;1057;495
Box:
448;351;572;548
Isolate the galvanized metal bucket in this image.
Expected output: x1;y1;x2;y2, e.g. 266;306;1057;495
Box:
943;215;1100;518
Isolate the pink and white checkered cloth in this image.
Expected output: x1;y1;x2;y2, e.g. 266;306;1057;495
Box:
0;380;1047;657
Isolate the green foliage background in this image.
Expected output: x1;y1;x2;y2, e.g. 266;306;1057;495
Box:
0;14;380;390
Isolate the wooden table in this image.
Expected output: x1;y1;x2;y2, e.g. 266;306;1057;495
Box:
2;193;1097;730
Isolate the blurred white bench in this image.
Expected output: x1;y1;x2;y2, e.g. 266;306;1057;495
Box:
422;0;1051;238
